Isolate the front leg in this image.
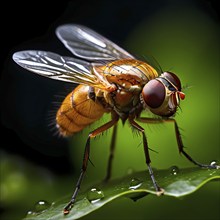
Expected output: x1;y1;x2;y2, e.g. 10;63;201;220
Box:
138;117;219;169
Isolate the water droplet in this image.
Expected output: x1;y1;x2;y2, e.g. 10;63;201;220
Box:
26;210;36;217
210;161;217;166
129;178;142;190
26;200;51;217
34;200;51;213
87;188;104;203
170;166;179;175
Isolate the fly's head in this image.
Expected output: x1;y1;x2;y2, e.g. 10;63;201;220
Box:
141;72;185;117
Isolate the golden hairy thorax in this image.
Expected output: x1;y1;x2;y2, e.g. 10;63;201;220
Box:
100;59;158;88
56;59;158;136
96;59;159;114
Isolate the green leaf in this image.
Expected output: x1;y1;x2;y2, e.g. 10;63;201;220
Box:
24;167;220;220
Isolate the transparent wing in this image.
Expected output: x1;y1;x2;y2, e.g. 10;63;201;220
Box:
56;24;134;61
12;50;112;89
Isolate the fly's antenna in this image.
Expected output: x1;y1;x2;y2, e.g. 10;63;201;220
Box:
182;83;193;92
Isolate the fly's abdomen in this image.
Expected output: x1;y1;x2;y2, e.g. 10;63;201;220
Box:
56;85;105;136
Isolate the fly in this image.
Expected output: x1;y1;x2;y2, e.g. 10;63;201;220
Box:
12;24;219;214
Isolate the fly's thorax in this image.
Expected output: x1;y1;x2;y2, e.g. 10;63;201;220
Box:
100;59;158;86
92;59;159;117
100;85;141;118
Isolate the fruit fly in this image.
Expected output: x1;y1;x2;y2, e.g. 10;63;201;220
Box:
12;24;219;214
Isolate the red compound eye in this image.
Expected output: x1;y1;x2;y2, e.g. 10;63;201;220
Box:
142;79;165;108
163;72;182;90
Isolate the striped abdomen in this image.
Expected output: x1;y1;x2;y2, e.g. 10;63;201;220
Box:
56;85;106;136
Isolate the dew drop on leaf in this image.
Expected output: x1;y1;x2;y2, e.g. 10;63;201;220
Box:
129;178;142;190
34;200;51;213
26;210;36;217
87;188;104;203
210;161;217;166
26;200;51;217
170;166;179;175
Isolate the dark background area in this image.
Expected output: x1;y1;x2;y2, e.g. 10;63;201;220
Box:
0;0;219;220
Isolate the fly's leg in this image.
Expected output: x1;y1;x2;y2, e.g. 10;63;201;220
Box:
138;117;219;169
63;114;119;215
104;124;118;182
129;116;164;195
168;118;219;169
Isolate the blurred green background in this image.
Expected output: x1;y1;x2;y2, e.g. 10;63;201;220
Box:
1;0;219;220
